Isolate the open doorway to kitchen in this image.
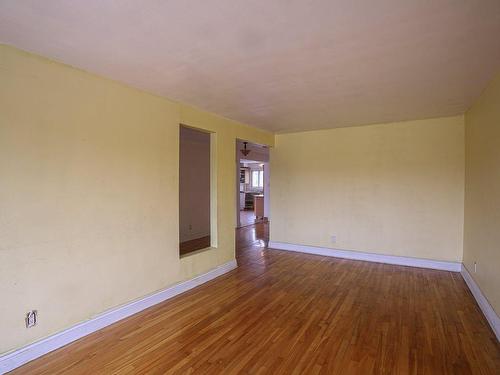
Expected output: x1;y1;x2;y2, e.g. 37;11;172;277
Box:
236;140;270;228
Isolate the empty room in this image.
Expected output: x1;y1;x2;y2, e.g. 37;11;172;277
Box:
1;1;499;374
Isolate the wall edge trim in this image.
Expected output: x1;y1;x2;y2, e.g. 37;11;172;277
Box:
460;265;500;341
268;241;462;272
0;259;238;373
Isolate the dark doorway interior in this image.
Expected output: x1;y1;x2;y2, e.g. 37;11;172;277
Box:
179;125;211;256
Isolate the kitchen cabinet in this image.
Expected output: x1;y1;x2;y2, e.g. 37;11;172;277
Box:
239;192;245;210
254;195;264;219
240;168;250;183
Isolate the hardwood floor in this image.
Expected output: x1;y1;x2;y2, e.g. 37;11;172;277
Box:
179;236;211;256
9;222;500;374
239;210;266;227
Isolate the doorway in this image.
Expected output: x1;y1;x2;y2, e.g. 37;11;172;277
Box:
236;140;270;228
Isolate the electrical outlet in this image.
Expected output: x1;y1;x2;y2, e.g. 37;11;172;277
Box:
330;235;337;243
25;310;38;328
474;262;477;273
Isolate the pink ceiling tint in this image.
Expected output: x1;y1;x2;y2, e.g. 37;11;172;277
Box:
1;1;499;132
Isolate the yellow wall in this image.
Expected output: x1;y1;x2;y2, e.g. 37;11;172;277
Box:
463;72;500;315
0;45;273;354
271;116;464;262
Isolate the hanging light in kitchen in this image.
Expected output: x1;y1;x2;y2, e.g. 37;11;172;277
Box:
240;141;251;156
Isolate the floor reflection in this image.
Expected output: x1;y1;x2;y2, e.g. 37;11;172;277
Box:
236;221;269;266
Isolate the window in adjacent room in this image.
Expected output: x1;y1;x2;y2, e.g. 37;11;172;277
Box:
251;170;264;188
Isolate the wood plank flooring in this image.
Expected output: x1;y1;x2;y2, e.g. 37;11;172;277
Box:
9;222;500;374
179;236;211;256
239;210;266;227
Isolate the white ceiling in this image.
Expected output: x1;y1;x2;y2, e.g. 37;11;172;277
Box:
1;1;499;133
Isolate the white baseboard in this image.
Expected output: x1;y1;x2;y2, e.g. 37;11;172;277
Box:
268;241;462;272
0;260;237;374
460;265;500;341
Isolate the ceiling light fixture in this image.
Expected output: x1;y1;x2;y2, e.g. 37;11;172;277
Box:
241;142;251;156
